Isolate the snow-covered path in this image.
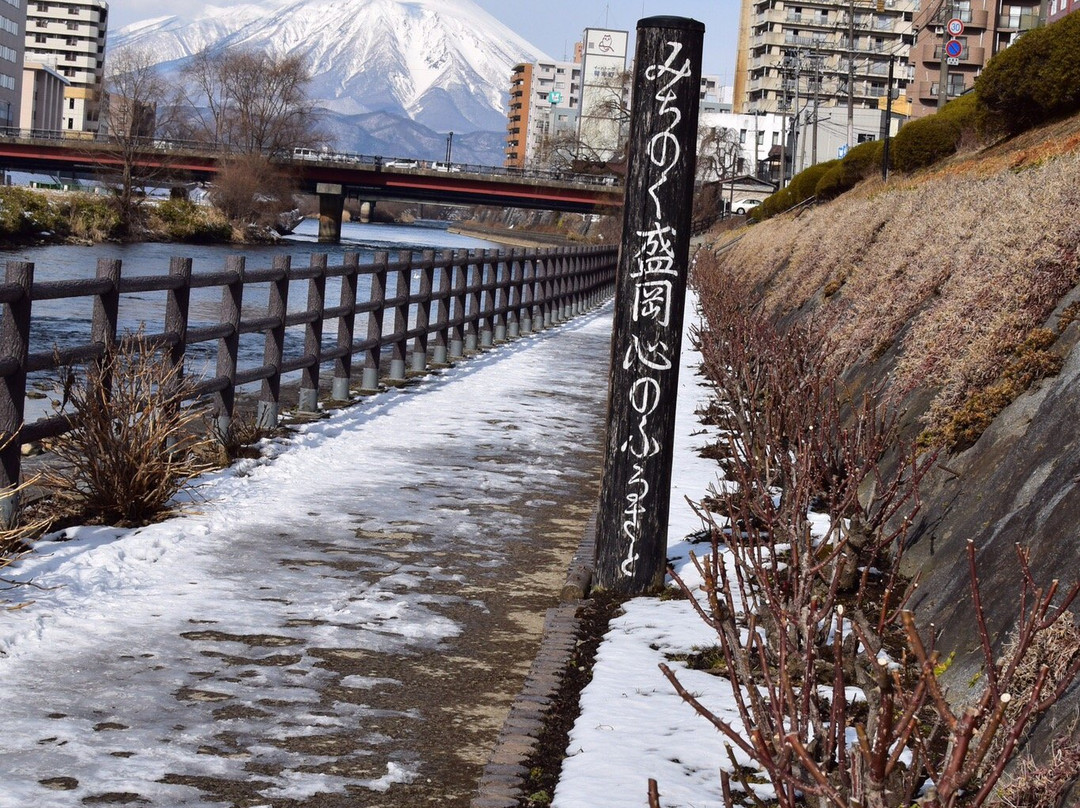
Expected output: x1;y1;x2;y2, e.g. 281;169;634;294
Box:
0;307;614;808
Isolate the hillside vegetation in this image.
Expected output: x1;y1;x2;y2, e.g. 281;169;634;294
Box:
691;16;1080;797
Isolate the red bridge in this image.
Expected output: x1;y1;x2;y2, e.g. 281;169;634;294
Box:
0;134;624;242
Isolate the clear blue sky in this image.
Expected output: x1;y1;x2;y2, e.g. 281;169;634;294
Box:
105;0;740;80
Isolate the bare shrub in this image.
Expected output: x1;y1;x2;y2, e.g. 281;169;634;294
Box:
667;264;1080;808
41;334;213;526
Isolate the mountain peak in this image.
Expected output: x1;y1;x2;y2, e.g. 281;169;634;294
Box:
111;0;551;134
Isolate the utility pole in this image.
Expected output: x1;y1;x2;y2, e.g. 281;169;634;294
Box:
937;0;953;108
882;55;894;180
847;0;855;151
811;48;822;167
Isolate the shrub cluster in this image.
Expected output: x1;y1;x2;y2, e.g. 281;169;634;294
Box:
670;253;1080;808
977;12;1080;134
892;92;982;172
0;187;62;238
816;139;884;200
149;198;233;242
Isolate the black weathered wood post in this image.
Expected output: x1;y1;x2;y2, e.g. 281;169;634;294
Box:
215;255;244;437
389;250;411;381
299;253;327;412
433;251;452;364
449;250;467;359
0;261;32;526
412;248;435;372
259;255;290;429
332;251;360;401
594;16;704;594
361;251;389;392
90;258;121;395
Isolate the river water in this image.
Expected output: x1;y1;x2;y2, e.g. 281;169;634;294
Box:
2;218;499;417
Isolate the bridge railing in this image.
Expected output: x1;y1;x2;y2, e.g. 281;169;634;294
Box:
0;245;618;491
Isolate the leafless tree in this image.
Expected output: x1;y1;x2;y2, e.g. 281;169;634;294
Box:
179;48;321;229
697;125;743;214
101;47;180;236
180;48;321;155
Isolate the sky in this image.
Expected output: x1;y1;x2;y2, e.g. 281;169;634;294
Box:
104;0;742;81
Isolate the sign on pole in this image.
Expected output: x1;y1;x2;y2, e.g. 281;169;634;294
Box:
594;16;704;594
945;38;963;58
946;17;965;36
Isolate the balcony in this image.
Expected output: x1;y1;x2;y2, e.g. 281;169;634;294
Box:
997;10;1040;29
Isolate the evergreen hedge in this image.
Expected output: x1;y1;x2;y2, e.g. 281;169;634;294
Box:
976;12;1080;133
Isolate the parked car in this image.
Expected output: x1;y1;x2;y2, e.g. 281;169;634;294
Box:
731;197;762;215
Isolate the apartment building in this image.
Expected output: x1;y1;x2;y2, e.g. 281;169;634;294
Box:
735;0;917;122
505;60;582;170
0;0;25;129
908;0;1041;117
24;0;107;135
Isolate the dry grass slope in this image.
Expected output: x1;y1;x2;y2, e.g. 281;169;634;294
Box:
699;113;1080;448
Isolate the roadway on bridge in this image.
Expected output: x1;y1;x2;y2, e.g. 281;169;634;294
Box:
0;306;613;808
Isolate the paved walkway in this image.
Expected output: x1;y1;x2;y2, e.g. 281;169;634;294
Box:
0;307;613;808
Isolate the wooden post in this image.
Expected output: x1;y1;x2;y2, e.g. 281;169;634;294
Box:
332;251;360;401
433;251;452;364
0;261;32;526
520;254;534;335
163;257;192;450
299;253;327;412
360;251;389;392
90;258;121;396
259;255;290;429
412;248;435;372
389;250;410;381
594;16;704;594
449;250;467;358
215;255;244;437
480;249;496;348
464;251;481;353
507;249;521;339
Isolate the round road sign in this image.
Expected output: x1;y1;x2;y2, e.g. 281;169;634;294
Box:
945;38;963;58
947;17;965;36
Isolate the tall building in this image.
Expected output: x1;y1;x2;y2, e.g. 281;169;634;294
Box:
505;59;582;170
736;0;916;121
908;0;1042;117
0;0;26;129
24;0;107;135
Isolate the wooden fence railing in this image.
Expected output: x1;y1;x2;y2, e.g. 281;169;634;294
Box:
0;244;618;492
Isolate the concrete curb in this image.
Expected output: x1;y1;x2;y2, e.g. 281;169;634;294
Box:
469;514;597;808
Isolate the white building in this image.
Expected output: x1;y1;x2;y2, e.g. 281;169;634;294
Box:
20;59;67;133
24;0;107;135
505;59;581;170
698;105;902;186
0;0;25;130
577;27;628;162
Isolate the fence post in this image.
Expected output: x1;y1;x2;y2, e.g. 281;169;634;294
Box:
412;248;435;372
299;253;327;412
163;257;192;450
259;255;290;429
594;16;704;594
450;250;467;358
433;251;452;364
507;249;521;339
91;258;121;397
333;252;360;401
389;250;410;381
479;249;495;348
465;251;481;353
215;255;245;437
0;261;32;526
361;251;389;392
520;253;534;335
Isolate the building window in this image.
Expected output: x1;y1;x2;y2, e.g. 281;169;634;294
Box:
68;98;74;109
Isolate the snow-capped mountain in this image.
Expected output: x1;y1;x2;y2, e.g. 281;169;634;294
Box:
111;0;551;134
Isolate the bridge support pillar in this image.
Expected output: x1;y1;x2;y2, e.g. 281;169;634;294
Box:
358;201;375;223
317;183;344;244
